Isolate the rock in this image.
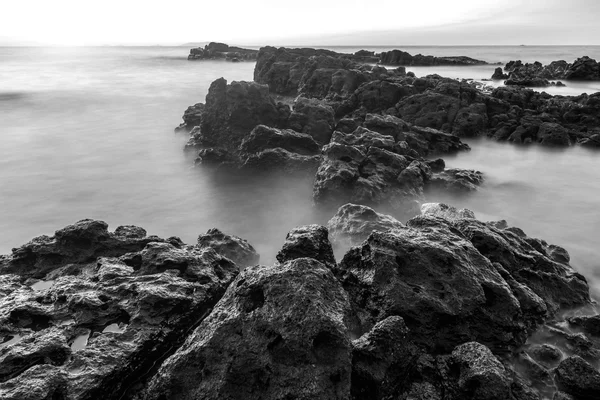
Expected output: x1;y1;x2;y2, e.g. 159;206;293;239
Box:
579;133;600;147
194;147;237;169
564;57;600;80
0;219;166;279
241;147;321;175
352;80;412;113
327;203;404;246
528;344;564;366
554;356;600;400
187;42;258;61
426;158;446;173
313;135;430;213
0;221;240;400
446;342;511;400
427;168;484;193
175;103;204;132
197;228;260;267
568;314;600;337
492;67;508;80
198;78;290;152
276;225;336;268
396;92;461;131
380;49;488;66
351;316;420;399
336;217;526;354
144;258;353;400
537;122;572;146
288;97;336;144
420;203;476;220
239;124;320;156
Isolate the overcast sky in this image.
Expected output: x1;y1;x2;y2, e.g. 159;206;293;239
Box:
2;0;599;46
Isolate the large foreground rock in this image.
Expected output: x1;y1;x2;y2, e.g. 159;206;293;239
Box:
327;203;404;246
144;258;353;400
0;220;240;400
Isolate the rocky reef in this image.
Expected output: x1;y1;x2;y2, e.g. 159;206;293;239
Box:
1;204;599;399
379;49;490;66
491;57;600;87
187;42;258;61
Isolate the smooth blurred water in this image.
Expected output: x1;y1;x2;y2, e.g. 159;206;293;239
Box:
0;46;599;290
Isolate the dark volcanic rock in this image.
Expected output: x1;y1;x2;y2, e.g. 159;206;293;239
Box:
187;42;258;61
351;316;420;399
312;129;431;213
380;49;489;66
239;124;320;156
427;168;484;193
288;97;336;144
276;225;336;268
492;67;509;80
0;219;167;279
175;102;205;132
327;203;404;246
198;78;290;152
554;356;600;399
144;258;353;400
197;228;260;267
446;342;511;400
241;147;321;175
336;216;526;354
0;220;240;400
564;57;600;80
568;314;600;337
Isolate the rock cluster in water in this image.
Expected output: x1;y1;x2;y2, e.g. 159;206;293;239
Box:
187;42;259;61
491;57;600;87
1;204;599;399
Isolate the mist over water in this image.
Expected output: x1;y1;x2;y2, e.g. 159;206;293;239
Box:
0;46;599;293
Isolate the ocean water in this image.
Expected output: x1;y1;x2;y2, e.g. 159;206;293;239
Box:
0;46;599;297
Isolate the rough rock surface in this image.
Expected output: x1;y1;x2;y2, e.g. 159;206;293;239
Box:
495;57;600;85
276;225;336;268
427;168;484;193
196;228;260;267
0;220;240;400
420;202;476;220
380;49;489;66
327;203;404;246
144;258;353;400
187;42;258;61
554;356;600;399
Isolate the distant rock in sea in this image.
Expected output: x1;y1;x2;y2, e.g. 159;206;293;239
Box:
187;41;258;61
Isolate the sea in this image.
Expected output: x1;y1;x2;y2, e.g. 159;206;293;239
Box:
1;45;599;297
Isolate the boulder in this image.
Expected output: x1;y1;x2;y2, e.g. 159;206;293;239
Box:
537;122;572;146
554;356;600;400
276;225;336;268
327;203;404;247
492;67;508;80
336;217;526;354
144;258;353;400
288;97;336;144
197;228;260;267
198;78;290;152
175;103;204;132
564;57;600;80
421;203;476;220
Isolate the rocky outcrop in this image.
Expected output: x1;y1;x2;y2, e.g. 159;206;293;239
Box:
196;227;260;267
492;57;600;87
187;42;258;61
327;203;404;247
555;356;600;399
174;102;204;132
276;225;336;268
380;49;490;66
143;257;354;400
312;127;432;213
426;168;484;193
0;220;240;400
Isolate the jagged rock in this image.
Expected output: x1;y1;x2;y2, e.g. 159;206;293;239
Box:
288;97;336;144
396;92;461;131
276;225;336;268
336;217;526;354
427;168;484;193
380;49;488;66
568;314;600;337
241;147;321;175
0;219;166;279
554;356;600;400
239;124;320;156
197;228;260;267
187;42;258;61
327;203;404;247
420;203;476;220
537;122;572;146
175;103;205;132
194;147;237;169
198;78;290;152
312;133;430;213
492;67;509;80
446;342;511;400
351;316;420;399
564;57;600;80
0;221;240;400
144;258;353;400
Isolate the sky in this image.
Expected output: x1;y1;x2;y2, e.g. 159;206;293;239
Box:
1;0;599;46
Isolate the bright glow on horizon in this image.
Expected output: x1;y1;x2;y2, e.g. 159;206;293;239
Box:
1;0;600;46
